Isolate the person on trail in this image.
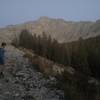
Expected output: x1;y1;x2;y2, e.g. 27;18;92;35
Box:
0;42;6;65
0;42;6;78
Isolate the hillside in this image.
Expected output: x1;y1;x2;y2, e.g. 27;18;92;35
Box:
0;17;100;43
0;45;99;100
0;18;100;99
0;45;64;100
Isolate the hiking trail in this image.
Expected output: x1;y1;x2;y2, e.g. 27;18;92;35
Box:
0;45;64;100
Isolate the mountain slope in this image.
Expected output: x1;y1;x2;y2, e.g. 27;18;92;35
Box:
3;45;99;100
0;45;64;100
0;17;100;43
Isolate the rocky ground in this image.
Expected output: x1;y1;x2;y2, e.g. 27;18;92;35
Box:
0;45;64;100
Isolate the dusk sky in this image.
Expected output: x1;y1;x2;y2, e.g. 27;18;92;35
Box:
0;0;100;27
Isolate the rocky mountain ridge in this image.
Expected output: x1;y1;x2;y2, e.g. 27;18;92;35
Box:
0;17;100;43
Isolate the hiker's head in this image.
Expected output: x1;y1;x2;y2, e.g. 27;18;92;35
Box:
1;42;6;48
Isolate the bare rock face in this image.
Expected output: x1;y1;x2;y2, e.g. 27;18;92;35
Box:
0;17;100;44
0;45;64;100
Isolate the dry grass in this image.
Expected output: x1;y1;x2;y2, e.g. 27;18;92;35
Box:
21;48;68;76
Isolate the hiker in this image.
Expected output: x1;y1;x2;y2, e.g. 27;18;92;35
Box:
0;42;6;65
0;42;6;78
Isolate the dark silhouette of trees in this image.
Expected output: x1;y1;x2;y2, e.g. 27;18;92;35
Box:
12;29;100;79
19;29;33;49
67;36;100;78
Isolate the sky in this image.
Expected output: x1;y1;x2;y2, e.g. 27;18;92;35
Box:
0;0;100;27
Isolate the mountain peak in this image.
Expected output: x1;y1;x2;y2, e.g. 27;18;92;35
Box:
38;16;51;21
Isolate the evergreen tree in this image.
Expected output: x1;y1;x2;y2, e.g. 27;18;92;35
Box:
19;29;33;49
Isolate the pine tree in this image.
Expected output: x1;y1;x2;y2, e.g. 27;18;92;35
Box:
19;29;33;49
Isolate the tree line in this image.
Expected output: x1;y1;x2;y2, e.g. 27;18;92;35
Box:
12;29;100;79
